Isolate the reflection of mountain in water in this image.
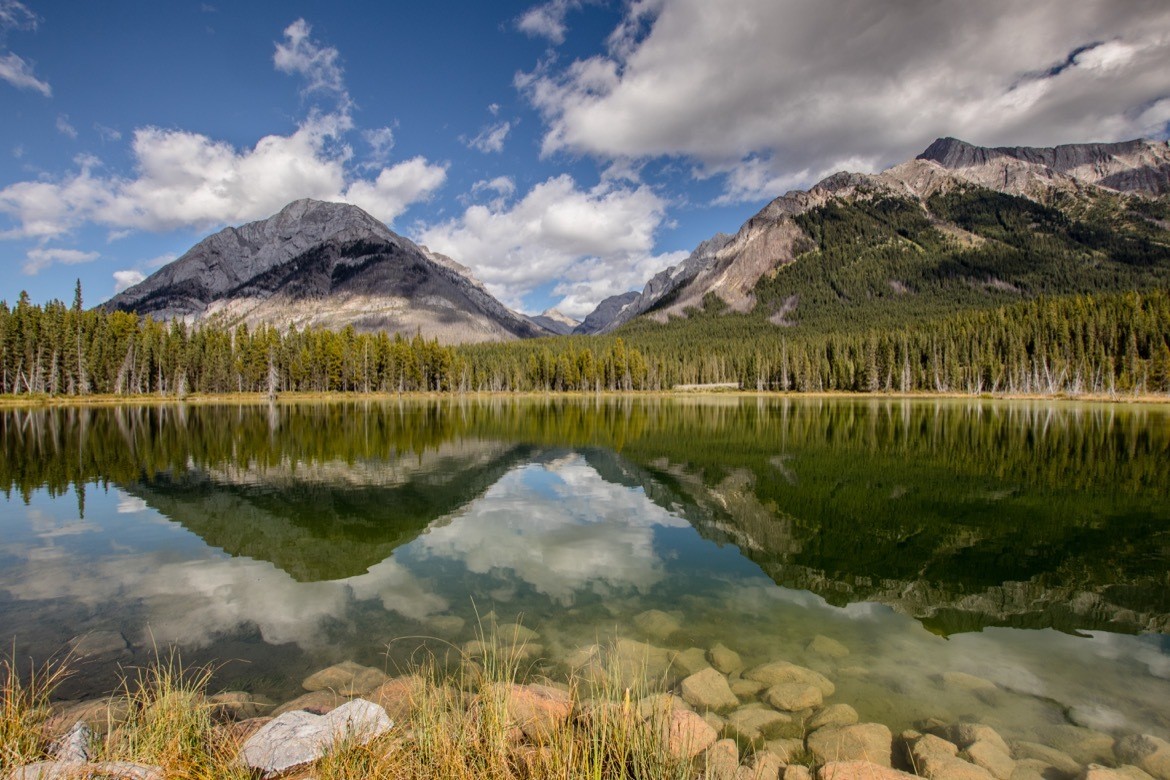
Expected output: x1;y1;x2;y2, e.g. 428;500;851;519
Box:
580;446;1170;637
123;440;533;581
4;399;1168;634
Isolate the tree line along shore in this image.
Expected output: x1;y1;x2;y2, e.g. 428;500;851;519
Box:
1;287;1168;399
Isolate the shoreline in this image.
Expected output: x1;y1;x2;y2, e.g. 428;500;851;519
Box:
8;631;1169;780
1;388;1168;409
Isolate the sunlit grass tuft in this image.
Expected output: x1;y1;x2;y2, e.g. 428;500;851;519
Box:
0;649;72;770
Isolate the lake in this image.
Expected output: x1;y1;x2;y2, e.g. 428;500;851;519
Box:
1;397;1168;745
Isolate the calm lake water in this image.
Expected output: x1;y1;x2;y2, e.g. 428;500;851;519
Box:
1;397;1168;742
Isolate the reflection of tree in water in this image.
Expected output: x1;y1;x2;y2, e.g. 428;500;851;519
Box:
2;398;1168;634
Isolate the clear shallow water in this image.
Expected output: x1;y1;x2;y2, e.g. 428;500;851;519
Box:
1;398;1168;741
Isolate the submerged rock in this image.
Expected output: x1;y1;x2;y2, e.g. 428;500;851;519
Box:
681;667;740;712
709;643;745;675
368;675;425;723
765;682;822;712
809;723;893;767
808;635;850;659
808;704;859;731
675;647;714;676
44;697;131;738
1010;742;1083;778
701;738;740;780
725;704;792;742
746;661;835;697
634;609;682;641
908;733;995;780
1033;725;1114;767
489;683;572;743
657;707;719;760
302;660;389;696
735;749;785;780
1082;765;1158;780
1115;735;1170;780
819;761;919;780
67;631;129;659
964;739;1016;780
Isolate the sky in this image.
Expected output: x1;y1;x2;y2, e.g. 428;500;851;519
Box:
1;0;1169;319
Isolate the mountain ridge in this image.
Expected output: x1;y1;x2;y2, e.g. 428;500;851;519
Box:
576;136;1170;333
104;199;548;344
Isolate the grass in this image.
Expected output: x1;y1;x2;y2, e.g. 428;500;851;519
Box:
0;650;73;770
0;626;700;780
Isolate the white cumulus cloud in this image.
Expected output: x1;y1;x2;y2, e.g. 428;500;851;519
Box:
0;21;446;246
519;0;1170;202
112;269;146;293
23;246;98;274
419;174;678;317
516;0;583;45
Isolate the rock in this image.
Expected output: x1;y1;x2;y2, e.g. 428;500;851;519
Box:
965;740;1017;780
67;631;129;658
1115;735;1170;780
7;761;164;780
819;761;920;780
1082;765;1157;780
682;668;741;712
808;704;859;731
746;662;835;697
705;712;729;734
271;690;348;716
657;707;719;760
495;623;539;643
764;683;822;712
702;738;741;780
564;644;601;670
613;639;676;687
710;644;745;675
1011;742;1082;778
49;722;91;763
946;724;1010;756
638;693;692;720
368;675;425;723
1033;726;1114;767
427;614;466;635
676;647;714;676
907;734;998;780
227;716;273;743
787;766;813;780
209;691;273;722
44;698;132;738
735;749;785;780
726;706;793;742
1011;759;1058;780
809;724;893;768
302;661;389;695
241;698;392;776
939;672;999;702
808;636;850;659
731;678;767;698
634;609;682;641
768;737;806;762
493;683;572;743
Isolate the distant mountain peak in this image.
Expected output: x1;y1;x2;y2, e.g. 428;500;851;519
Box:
103;199;544;344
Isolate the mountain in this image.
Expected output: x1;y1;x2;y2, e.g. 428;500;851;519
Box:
579;137;1170;333
528;308;579;335
103;199;546;344
575;233;733;334
573;291;640;335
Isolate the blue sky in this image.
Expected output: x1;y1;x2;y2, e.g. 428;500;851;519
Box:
2;1;1168;318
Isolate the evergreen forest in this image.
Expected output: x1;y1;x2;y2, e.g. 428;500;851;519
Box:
2;187;1170;397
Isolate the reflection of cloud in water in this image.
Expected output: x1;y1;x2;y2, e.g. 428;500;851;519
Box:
1;549;446;651
415;457;689;604
116;492;149;514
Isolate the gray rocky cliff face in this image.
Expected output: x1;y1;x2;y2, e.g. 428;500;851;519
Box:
918;136;1170;195
573;292;640;335
573;233;734;335
102;199;543;344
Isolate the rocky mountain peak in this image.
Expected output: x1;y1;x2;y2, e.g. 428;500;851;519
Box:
102;199;544;343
